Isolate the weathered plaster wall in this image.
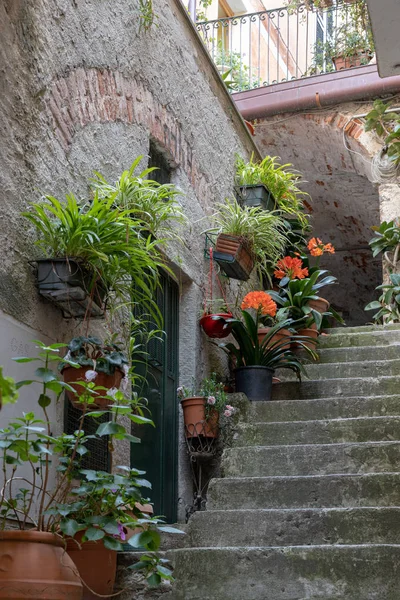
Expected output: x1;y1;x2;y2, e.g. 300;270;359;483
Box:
251;102;395;325
0;0;258;519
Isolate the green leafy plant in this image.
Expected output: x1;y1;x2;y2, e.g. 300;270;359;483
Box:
0;367;18;407
217;316;315;377
138;0;157;31
214;42;261;92
207;197;289;284
364;100;400;167
62;336;129;376
91;157;187;242
235;154;310;226
365;273;400;324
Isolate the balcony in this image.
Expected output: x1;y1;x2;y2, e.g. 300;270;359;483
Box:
196;0;374;92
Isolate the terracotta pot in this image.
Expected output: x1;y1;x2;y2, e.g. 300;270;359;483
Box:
181;396;219;438
62;366;124;410
333;51;372;70
297;327;319;350
199;313;233;338
307;297;330;314
215;234;254;281
257;327;291;350
66;532;116;600
122;502;154;542
0;530;82;600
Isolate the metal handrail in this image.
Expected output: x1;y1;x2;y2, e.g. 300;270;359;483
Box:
196;0;373;92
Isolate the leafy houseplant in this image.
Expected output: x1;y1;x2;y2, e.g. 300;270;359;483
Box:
365;273;400;324
208;197;288;282
364;101;400;168
368;219;400;275
60;336;129;410
91;156;187;243
199;298;233;339
0;341;181;598
235;155;310;227
215;292;316;401
177;374;234;438
0;366;18;411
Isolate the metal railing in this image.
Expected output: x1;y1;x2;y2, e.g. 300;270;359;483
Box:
196;0;373;92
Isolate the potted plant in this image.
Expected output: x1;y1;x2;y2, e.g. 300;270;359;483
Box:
91;156;188;243
215;292;316;401
178;374;234;438
365;273;400;324
60;336;129;409
367;219;400;274
0;342;180;599
22;188;167;320
208;197;288;282
235;155;310;227
0;366;18;412
199;299;233;339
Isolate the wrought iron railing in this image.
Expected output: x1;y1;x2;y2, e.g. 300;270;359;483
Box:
196;0;374;92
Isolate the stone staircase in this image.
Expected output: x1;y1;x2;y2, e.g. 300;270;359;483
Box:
167;325;400;600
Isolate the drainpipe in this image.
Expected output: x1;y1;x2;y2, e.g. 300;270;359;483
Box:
233;65;400;120
188;0;197;21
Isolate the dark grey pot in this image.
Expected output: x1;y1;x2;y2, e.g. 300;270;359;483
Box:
235;366;274;402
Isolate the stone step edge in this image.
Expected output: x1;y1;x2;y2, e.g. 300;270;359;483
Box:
170;543;400;552
287;357;400;372
239;414;400;427
216;471;400;483
274;375;400;386
187;506;400;515
248;393;400;408
225;439;400;452
326;324;400;334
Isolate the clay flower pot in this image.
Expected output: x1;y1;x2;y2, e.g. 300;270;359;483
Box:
66;531;117;600
214;234;254;281
181;396;219;438
0;530;82;600
297;327;319;350
307;297;330;314
199;313;233;338
62;366;124;410
257;327;291;350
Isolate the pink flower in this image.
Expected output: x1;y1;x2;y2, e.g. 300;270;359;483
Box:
225;405;234;412
85;370;98;382
207;396;216;405
224;409;233;417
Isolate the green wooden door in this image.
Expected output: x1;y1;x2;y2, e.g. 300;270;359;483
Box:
131;273;179;523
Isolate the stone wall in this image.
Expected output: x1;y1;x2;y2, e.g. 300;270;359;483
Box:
0;0;259;518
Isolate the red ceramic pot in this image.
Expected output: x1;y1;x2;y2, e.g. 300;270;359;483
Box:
199;313;233;338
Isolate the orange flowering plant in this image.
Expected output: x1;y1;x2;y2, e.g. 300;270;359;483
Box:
274;256;309;285
307;238;335;266
212;292;316;372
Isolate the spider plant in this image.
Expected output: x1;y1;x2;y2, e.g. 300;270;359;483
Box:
235;154;310;227
207;197;289;285
91;156;187;243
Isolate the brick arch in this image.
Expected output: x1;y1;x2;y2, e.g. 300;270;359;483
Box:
45;67;197;187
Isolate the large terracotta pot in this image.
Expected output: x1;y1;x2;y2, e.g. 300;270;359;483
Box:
66;532;116;600
308;297;330;314
297;327;319;350
257;327;291;350
181;397;219;438
214;234;254;281
0;530;82;600
333;51;372;70
62;366;124;410
199;313;233;338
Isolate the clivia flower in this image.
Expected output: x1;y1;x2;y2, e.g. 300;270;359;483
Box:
84;370;98;382
207;396;216;405
241;291;277;317
307;237;335;257
274;256;309;281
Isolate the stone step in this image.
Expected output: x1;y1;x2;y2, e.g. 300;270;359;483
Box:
186;507;400;548
234;416;400;447
318;328;400;349
248;395;400;423
272;376;400;401
222;441;400;477
277;358;400;382
326;323;400;335
208;473;400;510
316;344;400;364
168;545;400;600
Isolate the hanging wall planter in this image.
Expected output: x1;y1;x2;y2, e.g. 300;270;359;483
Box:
199;313;233;339
214;234;254;281
62;366;124;410
236;184;276;212
36;258;105;319
181;397;219;438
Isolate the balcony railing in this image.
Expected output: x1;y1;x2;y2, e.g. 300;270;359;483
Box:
196;0;373;92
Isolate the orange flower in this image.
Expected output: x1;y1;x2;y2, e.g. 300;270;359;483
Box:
274;256;309;281
307;237;335;256
241;291;277;317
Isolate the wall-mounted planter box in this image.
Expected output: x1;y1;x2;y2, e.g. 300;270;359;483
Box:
236;184;276;211
214;234;254;281
36;259;104;319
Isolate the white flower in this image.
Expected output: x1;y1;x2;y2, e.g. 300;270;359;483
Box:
122;364;129;376
85;370;98;382
207;396;216;405
177;386;184;399
121;376;129;392
107;387;119;398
